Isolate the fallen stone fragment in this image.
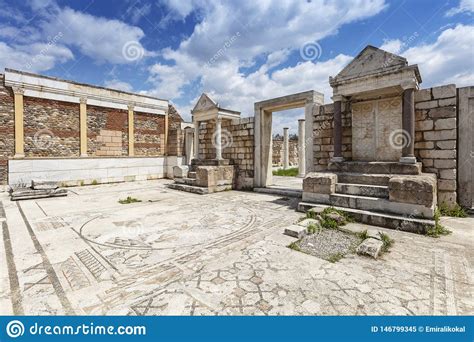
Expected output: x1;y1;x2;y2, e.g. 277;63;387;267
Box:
173;165;189;179
10;188;67;201
326;212;345;224
297;218;321;228
284;225;308;239
31;180;59;190
356;238;383;259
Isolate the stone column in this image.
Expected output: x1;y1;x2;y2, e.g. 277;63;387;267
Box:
215;117;223;160
164;111;169;156
298;119;306;177
128;103;134;156
13;87;25;158
79;97;88;157
184;127;194;164
283;127;289;169
193;118;200;160
400;84;417;164
331;95;344;162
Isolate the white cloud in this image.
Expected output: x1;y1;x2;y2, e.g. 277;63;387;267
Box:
402;24;474;87
104;79;134;92
379;39;403;54
127;2;152;24
446;0;474;16
42;7;150;64
0;41;73;72
149;0;387;127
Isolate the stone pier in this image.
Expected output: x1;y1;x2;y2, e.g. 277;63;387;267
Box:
298;119;305;177
283;127;289;169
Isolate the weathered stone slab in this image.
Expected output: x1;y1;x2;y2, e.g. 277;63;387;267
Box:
356;238;383;259
297;218;321;228
284;224;307;239
173;165;189;178
11;188;67;201
31;180;59;190
303;173;336;194
432;84;456;99
388;175;437;208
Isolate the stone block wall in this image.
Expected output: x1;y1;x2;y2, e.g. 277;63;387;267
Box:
198;117;255;189
134;111;165;156
0;75;14;186
87;105;129;156
312;103;352;171
23;97;80;157
272;138;298;166
414;84;457;205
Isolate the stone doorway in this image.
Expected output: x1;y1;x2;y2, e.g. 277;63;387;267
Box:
254;91;324;188
352;96;402;161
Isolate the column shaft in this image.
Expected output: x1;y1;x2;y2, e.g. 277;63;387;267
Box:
215;118;222;160
193;119;200;160
80;97;87;157
13;88;24;158
283;127;289;169
128;104;134;156
298;119;306;177
400;88;416;163
332;100;343;161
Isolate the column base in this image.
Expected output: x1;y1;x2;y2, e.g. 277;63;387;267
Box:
330;157;344;162
14;153;24;159
80;153;88;157
399;156;417;164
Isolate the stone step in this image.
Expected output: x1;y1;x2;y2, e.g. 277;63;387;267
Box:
297;202;435;234
302;192;434;219
336;183;389;199
174;177;197;186
188;172;197;179
328;161;422;175
336;173;391;186
253;187;302;198
167;183;232;195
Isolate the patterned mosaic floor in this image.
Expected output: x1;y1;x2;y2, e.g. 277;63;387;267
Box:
0;179;472;315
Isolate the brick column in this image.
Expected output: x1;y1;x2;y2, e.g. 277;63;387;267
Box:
400;84;417;164
331;95;344;162
283;127;289;169
13;87;25;158
298;119;306;177
128;103;134;156
79;97;88;157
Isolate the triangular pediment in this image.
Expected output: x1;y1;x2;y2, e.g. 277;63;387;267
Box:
192;93;218;113
335;45;407;80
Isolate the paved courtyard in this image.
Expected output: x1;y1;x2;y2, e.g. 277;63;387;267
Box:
0;179;472;315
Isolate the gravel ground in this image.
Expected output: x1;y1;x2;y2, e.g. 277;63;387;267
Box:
296;229;361;261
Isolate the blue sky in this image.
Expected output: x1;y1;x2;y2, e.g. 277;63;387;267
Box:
0;0;473;133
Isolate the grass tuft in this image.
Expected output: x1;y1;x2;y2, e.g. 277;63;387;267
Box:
427;208;452;238
288;241;301;251
378;232;394;252
357;229;369;240
327;252;344;263
438;203;468;218
118;196;142;204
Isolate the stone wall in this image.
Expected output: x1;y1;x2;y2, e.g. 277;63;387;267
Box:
312;103;352;171
198;117;255;189
414;84;457;205
23;96;80;157
167;104;185;156
134;111;165;156
87;105;129;156
0;75;14;186
272;138;298;166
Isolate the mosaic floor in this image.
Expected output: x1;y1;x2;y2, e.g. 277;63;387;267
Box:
0;179;472;315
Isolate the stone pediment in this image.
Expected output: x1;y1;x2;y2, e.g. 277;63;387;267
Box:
334;45;407;82
192;93;218;113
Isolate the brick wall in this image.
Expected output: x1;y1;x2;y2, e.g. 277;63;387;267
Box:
198;117;255;189
414;84;457;205
312;103;352;171
87;105;129;156
134;111;165;156
272;138;298;166
23;97;80;157
0;75;14;185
